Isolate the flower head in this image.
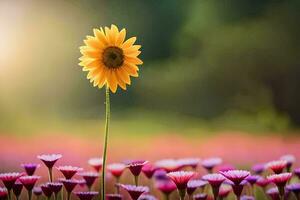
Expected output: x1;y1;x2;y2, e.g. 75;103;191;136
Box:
187;179;207;195
167;171;196;190
201;157;222;172
155;179;177;195
139;194;157;200
227;180;248;198
286;183;300;195
294;168;300;179
19;175;40;191
193;193;208;200
88;157;103;172
12;181;23;197
255;177;270;188
218;184;232;198
0;172;23;190
59;179;78;193
251;163;265;174
107;163;126;178
142;163;157;179
79;25;143;93
266;187;280;200
280;154;296;169
126;160;149;177
56;166;83;179
155;159;182;172
265;160;287;174
245;175;260;185
0;187;7;200
240;195;255;200
267;173;292;187
48;182;63;194
74;191;99;200
106;194;123;200
120;184;149;200
220;170;250;185
202;173;225;187
177;158;200;169
21;163;40;176
37;154;62;168
78;172;99;188
40;183;53;198
33;187;42;196
217;164;235;172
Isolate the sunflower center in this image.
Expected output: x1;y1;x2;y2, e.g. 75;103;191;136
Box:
102;46;124;68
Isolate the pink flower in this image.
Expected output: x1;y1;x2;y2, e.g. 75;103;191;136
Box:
126;160;149;177
155;159;182;172
74;191;99;200
266;187;280;200
187;180;207;196
40;183;53;198
265;160;287;174
48;182;63;194
78;172;99;189
33;187;42;196
255;177;270;188
56;166;83;179
12;181;23;198
155;180;177;195
201;157;222;172
217;164;235;172
107;163;126;179
21;163;40;176
0;187;7;199
267;173;292;187
59;179;78;193
202;173;225;187
0;172;24;191
220;170;250;185
280;154;295;169
218;184;232;198
106;194;123;200
167;171;196;190
139;194;157;200
19;176;40;191
120;184;149;200
37;154;62;169
177;158;200;169
193;193;207;200
88;157;103;172
251;163;265;174
142;163;157;179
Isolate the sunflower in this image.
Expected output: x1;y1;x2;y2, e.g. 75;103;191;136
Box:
79;24;143;93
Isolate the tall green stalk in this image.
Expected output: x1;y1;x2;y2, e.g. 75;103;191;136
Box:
101;86;110;200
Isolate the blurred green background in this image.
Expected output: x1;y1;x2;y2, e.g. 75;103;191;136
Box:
0;0;300;134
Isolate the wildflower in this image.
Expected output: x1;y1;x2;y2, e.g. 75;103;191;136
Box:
142;163;157;179
0;187;7;200
245;175;260;185
251;163;265;174
266;187;280;200
48;182;63;199
107;163;126;179
60;179;78;200
74;191;99;200
187;179;207;196
202;173;225;200
106;194;123;200
41;183;53;199
217;164;235;172
12;181;23;200
265;160;287;174
294;168;300;179
255;177;270;188
193;193;207;200
201;157;222;173
78;172;99;190
119;184;149;200
88;157;103;172
155;179;177;199
19;175;40;200
33;187;42;197
167;171;196;200
267;172;292;197
177;158;200;169
240;195;255;200
37;154;62;182
218;184;232;199
0;172;23;193
227;180;248;199
155;159;182;172
56;166;83;179
153;169;168;181
220;170;250;185
280;154;296;171
139;194;157;200
21;163;40;176
286;183;300;199
126;160;148;185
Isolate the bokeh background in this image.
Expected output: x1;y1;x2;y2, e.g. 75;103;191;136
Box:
1;0;300;173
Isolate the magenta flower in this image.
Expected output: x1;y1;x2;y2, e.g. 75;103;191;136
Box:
266;160;287;174
56;166;83;179
280;154;296;171
126;160;148;185
120;184;149;200
294;168;300;179
218;184;232;198
227;180;248;199
167;171;196;200
251;163;265;174
78;172;99;190
139;194;157;200
155;159;182;172
88;157;103;172
142;163;157;179
217;164;235;172
155;179;177;198
12;181;23;199
60;179;78;200
106;194;123;200
19;175;40;200
286;183;300;199
107;163;126;179
201;157;222;172
202;173;225;199
240;195;255;200
0;172;23;192
255;177;270;188
41;183;53;198
0;187;7;200
187;179;207;196
267;173;292;197
193;193;207;200
74;191;99;200
220;170;250;185
48;182;63;196
245;175;260;185
33;186;42;196
177;158;200;169
38;154;62;182
266;187;280;200
21;163;40;176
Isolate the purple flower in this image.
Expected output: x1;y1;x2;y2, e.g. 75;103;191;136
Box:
21;163;40;176
19;175;40;191
78;172;99;189
120;184;149;200
126;160;149;177
177;158;200;169
74;191;99;200
40;183;53;198
255;177;270;188
193;193;207;200
202;173;225;188
142;163;157;179
48;182;63;194
251;163;265;174
220;170;250;185
37;154;62;169
246;175;260;185
12;181;23;198
294;168;300;179
139;194;157;200
286;183;300;197
228;180;248;199
280;154;296;170
33;187;42;196
187;180;207;196
0;172;23;191
240;195;255;200
201;157;222;172
88;157;103;172
56;166;83;179
155;159;182;172
267;187;280;200
106;194;123;200
59;179;78;193
155;179;177;196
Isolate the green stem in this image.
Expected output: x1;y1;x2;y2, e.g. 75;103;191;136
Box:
61;188;64;200
179;189;186;200
134;176;139;186
101;86;110;200
48;168;53;182
28;190;32;200
99;172;102;200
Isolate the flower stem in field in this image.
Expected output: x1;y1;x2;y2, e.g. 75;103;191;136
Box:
28;190;32;200
48;168;53;182
101;86;110;200
179;189;186;200
134;176;139;186
7;189;11;200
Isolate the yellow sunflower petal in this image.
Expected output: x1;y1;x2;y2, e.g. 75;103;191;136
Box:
123;64;138;77
115;72;127;90
125;50;141;57
122;37;137;48
84;36;103;49
111;24;119;45
117;67;131;84
93;28;108;46
116;28;126;46
125;57;143;65
106;70;118;93
98;68;107;88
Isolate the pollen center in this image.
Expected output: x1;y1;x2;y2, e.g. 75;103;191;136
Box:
102;46;124;68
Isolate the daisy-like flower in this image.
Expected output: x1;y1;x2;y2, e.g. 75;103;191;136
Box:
139;194;157;200
240;195;255;200
19;176;40;200
202;173;225;200
60;179;79;200
78;172;99;190
217;164;235;172
201;157;222;172
251;163;265;174
126;160;148;186
280;154;296;171
187;179;207;196
142;163;157;179
245;175;260;185
41;183;53;199
107;163;126;179
193;193;207;200
48;182;63;197
74;191;99;200
0;187;7;200
88;157;103;172
286;183;300;199
106;194;123;200
255;177;270;188
265;160;287;174
267;173;292;197
0;172;23;191
266;187;280;200
220;170;250;185
218;184;232;199
12;181;23;199
155;179;177;198
294;168;300;179
79;24;143;93
119;184;149;200
33;186;42;196
56;166;83;179
227;180;248;199
38;154;62;182
155;159;182;173
21;163;40;176
167;171;196;200
177;158;200;169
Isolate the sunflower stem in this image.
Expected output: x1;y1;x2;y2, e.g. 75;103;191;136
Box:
101;86;110;200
